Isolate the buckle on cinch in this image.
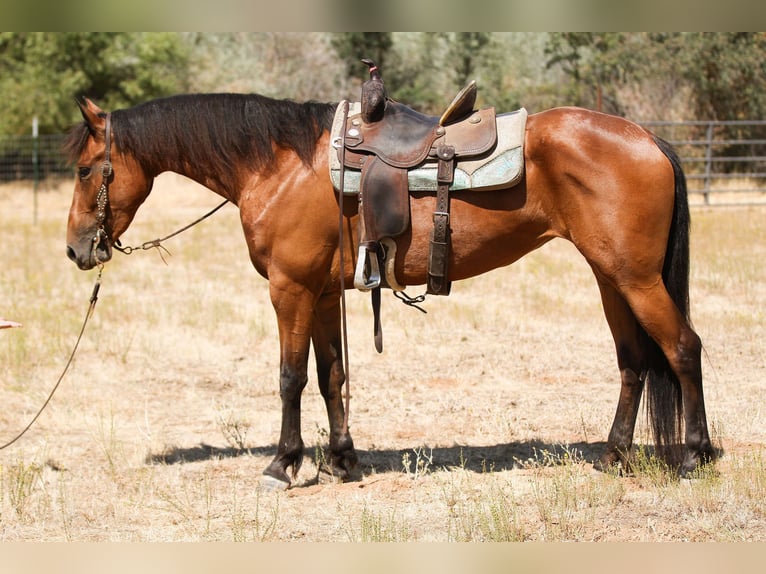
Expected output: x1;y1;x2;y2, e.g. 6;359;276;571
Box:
432;211;450;224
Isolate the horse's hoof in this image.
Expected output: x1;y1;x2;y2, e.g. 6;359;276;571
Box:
317;467;345;485
594;449;627;475
260;474;290;491
679;447;717;478
679;459;707;479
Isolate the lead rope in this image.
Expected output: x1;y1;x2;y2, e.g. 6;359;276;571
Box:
0;115;115;450
0;267;103;450
1;111;228;448
113;199;229;262
0;198;229;450
334;101;352;435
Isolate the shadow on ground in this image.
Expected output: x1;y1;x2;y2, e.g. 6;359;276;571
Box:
146;439;612;475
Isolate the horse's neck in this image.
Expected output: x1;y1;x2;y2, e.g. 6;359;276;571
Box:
151;151;237;203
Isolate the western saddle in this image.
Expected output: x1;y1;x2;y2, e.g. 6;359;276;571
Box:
339;59;498;299
335;59;503;351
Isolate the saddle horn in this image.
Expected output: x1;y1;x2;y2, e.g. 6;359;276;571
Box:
360;58;387;124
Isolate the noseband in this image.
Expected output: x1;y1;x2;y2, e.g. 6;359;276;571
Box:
92;112;113;265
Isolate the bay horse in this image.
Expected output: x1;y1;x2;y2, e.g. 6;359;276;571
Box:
64;93;715;488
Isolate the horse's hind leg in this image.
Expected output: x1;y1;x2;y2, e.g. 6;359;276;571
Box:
311;292;357;481
593;276;647;473
620;282;715;475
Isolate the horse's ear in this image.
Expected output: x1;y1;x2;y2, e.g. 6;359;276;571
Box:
76;96;106;137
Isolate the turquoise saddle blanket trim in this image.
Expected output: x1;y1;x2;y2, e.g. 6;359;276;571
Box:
330;102;527;194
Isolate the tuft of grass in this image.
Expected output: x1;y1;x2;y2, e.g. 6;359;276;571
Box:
441;472;527;542
349;502;412;542
629;445;678;490
215;403;251;451
401;446;435;480
229;482;280;542
514;445;627;540
729;451;766;517
156;468;216;540
91;408;126;479
1;456;45;520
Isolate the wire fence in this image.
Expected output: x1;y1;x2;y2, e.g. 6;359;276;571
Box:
0;133;70;183
2;121;766;206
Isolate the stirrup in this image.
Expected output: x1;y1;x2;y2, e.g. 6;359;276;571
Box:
354;245;381;291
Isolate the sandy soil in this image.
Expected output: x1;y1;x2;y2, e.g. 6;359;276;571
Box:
0;175;764;541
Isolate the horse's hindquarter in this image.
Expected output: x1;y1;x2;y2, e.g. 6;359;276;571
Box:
522;107;677;282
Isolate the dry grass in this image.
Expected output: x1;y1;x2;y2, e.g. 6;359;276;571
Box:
0;174;765;541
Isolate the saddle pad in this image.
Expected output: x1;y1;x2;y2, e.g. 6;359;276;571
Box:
330;101;527;194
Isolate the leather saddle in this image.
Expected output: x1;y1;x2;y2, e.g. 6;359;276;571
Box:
338;68;498;297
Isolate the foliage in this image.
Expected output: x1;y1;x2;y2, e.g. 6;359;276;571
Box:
377;32;539;116
330;32;393;80
2;32;765;140
544;32;766;122
661;32;766;122
0;32;191;135
446;32;492;87
185;33;346;101
544;32;634;114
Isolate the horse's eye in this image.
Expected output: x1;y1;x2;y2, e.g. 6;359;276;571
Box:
78;166;92;180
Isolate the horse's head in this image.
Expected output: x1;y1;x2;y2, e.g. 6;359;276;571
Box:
66;98;153;270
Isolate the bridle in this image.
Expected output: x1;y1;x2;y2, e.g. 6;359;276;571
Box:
90;111;228;264
92;112;113;267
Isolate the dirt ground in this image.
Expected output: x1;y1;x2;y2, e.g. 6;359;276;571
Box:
0;175;765;542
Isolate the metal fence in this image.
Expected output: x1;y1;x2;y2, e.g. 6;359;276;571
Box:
0;133;70;183
2;122;766;206
642;120;766;206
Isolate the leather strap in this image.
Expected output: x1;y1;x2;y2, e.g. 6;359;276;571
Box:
334;101;352;434
427;144;455;295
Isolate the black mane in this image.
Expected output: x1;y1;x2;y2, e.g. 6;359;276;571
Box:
65;93;337;188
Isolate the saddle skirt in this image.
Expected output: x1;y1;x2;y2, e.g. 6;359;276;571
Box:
330;102;527;194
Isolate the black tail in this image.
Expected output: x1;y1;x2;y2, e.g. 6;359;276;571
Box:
642;136;690;466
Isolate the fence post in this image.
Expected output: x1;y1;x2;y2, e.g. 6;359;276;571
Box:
32;116;39;224
703;122;713;205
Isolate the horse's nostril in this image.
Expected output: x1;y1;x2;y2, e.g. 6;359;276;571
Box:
66;246;77;262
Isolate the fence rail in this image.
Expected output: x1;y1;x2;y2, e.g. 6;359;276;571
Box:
2;121;766;206
642;119;766;206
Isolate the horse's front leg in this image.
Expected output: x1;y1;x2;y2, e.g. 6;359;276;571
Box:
312;291;357;481
262;282;315;490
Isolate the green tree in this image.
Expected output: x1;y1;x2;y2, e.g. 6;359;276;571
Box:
545;32;766;121
663;32;766;122
385;32;448;114
663;32;766;169
544;32;636;113
0;32;190;135
330;32;393;81
447;32;492;87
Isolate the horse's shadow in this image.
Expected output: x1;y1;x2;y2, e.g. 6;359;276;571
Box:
146;440;611;476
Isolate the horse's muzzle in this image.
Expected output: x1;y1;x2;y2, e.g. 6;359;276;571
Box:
66;234;112;270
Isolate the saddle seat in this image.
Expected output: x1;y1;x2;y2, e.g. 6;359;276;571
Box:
342;81;494;170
